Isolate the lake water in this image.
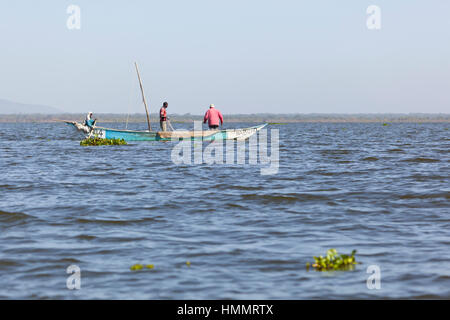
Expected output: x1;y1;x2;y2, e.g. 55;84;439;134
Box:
0;122;449;299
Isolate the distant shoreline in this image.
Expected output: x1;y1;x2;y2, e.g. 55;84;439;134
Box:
0;113;449;123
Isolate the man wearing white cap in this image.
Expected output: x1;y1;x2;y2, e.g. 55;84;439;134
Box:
203;104;224;130
84;111;96;128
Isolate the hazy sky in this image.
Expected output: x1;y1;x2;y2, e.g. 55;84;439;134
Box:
0;1;449;114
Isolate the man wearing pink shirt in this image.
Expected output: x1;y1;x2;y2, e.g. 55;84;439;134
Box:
203;104;224;130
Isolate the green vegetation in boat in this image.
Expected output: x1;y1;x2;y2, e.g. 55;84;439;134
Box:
306;249;359;271
80;137;127;146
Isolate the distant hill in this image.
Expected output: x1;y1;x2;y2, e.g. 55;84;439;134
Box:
0;99;63;114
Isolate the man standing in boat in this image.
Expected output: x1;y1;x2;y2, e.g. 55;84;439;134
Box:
203;104;223;130
160;102;168;131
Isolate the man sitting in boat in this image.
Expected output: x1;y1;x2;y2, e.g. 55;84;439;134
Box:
84;112;96;128
203;104;223;130
160;102;168;131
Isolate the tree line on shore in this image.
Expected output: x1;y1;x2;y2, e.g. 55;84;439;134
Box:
0;113;449;123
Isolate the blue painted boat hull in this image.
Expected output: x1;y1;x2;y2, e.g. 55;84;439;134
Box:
66;122;268;142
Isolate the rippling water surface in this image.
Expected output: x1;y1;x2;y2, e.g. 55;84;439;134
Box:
0;122;449;299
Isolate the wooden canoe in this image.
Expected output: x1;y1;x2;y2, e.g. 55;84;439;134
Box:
65;122;268;141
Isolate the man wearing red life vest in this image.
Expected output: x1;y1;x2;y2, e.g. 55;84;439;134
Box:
160;102;168;131
203;104;224;130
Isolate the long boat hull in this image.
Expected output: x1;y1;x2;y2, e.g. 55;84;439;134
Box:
66;122;268;141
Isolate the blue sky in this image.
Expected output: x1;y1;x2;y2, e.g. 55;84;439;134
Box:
0;1;449;114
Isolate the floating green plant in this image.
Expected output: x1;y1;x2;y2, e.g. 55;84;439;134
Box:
130;262;192;271
130;264;144;271
306;249;359;271
130;264;154;271
382;123;390;126
80;137;127;146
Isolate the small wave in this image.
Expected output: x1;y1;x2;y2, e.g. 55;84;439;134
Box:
75;216;162;225
0;259;21;268
409;174;447;181
435;275;450;281
362;157;379;161
0;210;33;223
241;193;329;203
74;234;97;241
398;193;450;200
307;170;334;176
402;157;440;163
320;149;351;155
309;188;341;192
386;148;405;153
212;184;261;191
225;203;248;209
56;258;82;264
0;184;34;191
101;236;147;243
228;185;262;191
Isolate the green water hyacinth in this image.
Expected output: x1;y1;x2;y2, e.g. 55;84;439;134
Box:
306;249;359;271
130;264;154;271
80;137;127;146
130;264;143;271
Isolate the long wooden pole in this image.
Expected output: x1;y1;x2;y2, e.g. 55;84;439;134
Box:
134;62;152;131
